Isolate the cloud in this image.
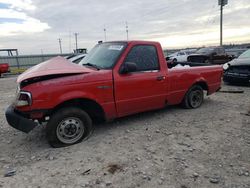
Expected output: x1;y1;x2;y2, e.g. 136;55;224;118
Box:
0;0;250;54
0;0;36;10
0;0;49;37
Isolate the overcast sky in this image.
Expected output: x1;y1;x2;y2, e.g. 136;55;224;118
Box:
0;0;250;54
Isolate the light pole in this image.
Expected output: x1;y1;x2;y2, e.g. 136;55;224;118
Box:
125;21;129;40
74;33;79;51
104;25;107;41
58;38;62;54
218;0;228;46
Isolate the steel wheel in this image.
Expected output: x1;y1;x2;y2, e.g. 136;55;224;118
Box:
56;117;85;144
182;85;204;109
189;90;203;108
46;107;92;147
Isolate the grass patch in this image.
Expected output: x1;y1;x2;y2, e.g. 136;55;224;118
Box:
10;67;27;74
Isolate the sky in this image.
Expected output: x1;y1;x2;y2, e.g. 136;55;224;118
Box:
0;0;250;54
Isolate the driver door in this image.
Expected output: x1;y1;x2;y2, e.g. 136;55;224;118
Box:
113;45;167;117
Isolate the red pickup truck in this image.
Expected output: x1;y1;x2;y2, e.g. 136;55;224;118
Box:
5;41;223;147
0;63;9;77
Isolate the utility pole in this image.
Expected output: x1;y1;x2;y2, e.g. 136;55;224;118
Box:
218;0;228;46
104;25;107;41
69;29;72;53
41;49;45;61
74;33;79;51
125;21;129;40
58;38;62;54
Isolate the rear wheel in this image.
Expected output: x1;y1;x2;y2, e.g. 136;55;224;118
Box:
182;85;204;109
46;107;93;147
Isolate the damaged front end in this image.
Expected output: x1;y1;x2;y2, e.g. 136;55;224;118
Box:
223;65;250;84
5;56;92;133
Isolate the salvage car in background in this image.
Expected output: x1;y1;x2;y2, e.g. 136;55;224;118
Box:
68;54;86;64
167;49;196;63
0;63;9;77
223;49;250;85
225;48;247;59
187;47;231;64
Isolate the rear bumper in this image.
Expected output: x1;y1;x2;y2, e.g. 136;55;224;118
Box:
5;106;37;133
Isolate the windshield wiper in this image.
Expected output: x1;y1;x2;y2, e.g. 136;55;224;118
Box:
83;63;101;70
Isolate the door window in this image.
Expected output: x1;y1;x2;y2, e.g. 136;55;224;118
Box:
124;45;160;72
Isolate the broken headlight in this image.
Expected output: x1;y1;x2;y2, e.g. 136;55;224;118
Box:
15;89;32;107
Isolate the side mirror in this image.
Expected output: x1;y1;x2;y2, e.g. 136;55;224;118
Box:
120;62;137;74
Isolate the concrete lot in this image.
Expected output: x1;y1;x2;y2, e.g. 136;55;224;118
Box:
0;75;250;188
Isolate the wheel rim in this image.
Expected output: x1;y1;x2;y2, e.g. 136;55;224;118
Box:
56;117;85;144
190;90;202;108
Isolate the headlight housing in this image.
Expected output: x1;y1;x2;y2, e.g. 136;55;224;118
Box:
15;90;32;107
223;63;229;71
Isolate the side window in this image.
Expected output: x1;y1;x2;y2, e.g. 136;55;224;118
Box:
124;45;159;71
179;52;185;55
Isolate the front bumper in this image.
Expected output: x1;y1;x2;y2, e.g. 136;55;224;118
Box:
223;72;250;84
5;106;37;133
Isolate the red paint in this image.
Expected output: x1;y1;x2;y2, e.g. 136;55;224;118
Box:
0;63;9;76
15;41;223;121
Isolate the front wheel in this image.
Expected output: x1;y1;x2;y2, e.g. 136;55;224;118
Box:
46;107;93;147
182;85;204;109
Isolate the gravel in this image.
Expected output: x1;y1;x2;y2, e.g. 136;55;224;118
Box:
0;76;250;187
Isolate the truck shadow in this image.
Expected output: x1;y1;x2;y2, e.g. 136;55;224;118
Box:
93;99;216;136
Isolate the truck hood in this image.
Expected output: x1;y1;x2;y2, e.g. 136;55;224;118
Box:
227;57;250;66
17;56;94;83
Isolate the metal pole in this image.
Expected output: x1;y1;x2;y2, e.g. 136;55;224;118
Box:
58;38;62;54
104;26;107;41
41;49;45;61
16;50;20;69
126;21;129;40
74;33;78;52
69;30;72;53
220;3;223;46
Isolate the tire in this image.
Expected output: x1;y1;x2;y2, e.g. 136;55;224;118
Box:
46;107;93;148
182;85;204;109
173;58;177;63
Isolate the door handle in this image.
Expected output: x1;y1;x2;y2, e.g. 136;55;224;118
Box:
156;76;166;81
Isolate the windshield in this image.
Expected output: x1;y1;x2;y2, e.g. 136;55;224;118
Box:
196;47;214;54
79;42;127;69
238;49;250;59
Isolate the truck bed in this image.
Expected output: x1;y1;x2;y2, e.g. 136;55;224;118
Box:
167;65;222;105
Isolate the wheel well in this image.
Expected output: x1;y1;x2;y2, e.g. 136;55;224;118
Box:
50;98;106;122
194;81;208;91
